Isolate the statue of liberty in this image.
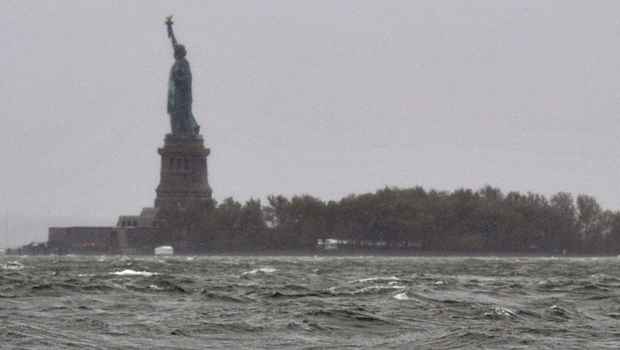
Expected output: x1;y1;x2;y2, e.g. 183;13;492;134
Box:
165;16;200;136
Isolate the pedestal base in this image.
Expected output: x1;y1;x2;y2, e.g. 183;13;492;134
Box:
154;133;212;211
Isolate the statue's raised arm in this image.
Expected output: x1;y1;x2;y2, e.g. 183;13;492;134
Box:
165;16;178;51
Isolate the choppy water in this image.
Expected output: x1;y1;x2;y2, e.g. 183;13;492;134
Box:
1;256;619;349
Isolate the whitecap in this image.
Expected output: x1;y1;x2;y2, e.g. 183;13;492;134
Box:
1;261;24;270
353;276;400;283
110;269;157;277
495;306;517;317
548;304;569;317
242;267;277;275
149;284;163;290
485;306;518;319
355;285;406;294
394;292;409;300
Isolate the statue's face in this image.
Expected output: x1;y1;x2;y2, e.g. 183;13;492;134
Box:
174;45;187;59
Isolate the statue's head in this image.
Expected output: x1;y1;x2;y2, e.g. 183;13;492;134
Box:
174;44;187;59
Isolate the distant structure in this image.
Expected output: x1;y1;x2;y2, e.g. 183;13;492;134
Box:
153;16;213;248
155;16;212;211
41;17;213;255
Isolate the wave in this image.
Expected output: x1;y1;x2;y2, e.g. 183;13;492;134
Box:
268;290;331;299
545;304;570;320
414;329;498;349
353;284;406;295
305;308;395;325
144;280;188;293
352;276;400;283
1;261;24;270
393;292;409;300
110;269;157;277
242;267;277;275
28;282;82;295
200;289;253;303
484;306;519;320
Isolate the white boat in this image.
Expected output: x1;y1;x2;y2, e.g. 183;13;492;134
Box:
154;245;174;256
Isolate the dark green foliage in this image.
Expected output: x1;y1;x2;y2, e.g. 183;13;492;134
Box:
184;186;620;254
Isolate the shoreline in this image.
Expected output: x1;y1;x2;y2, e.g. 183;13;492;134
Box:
4;250;619;258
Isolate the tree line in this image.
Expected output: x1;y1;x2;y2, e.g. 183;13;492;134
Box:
161;185;620;254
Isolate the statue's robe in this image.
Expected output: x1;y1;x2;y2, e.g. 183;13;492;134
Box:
168;57;199;135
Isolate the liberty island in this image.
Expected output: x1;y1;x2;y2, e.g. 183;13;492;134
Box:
7;17;620;257
12;17;214;255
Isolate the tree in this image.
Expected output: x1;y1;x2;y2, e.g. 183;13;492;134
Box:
549;192;578;253
576;194;604;251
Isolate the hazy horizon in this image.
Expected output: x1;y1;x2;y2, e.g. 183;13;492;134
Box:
3;1;620;247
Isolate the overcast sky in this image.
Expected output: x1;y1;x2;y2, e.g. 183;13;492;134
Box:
3;1;620;247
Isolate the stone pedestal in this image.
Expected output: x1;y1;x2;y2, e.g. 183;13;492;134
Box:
154;133;212;212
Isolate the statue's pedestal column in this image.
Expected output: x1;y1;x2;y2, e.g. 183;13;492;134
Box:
154;133;212;213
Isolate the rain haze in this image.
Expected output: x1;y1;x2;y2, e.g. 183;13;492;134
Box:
2;1;620;248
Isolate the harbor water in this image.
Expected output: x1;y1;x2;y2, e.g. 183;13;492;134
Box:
1;256;619;349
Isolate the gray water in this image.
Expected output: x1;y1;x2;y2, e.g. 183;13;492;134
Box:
1;256;619;349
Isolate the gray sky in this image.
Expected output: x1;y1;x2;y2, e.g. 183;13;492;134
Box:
3;1;620;247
